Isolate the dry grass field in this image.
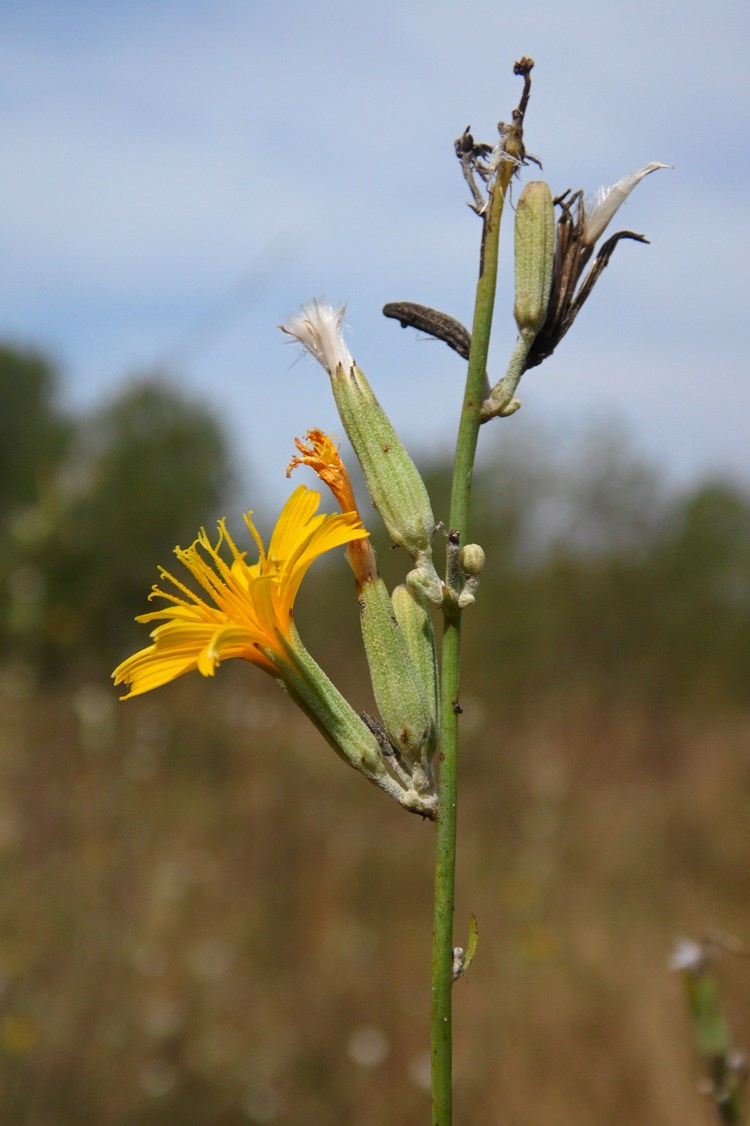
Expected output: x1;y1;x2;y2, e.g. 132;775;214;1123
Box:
1;658;748;1125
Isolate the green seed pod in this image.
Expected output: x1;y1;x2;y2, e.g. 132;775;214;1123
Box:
358;575;435;769
514;180;555;338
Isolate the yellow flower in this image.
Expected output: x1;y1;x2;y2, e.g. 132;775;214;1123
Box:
113;484;368;699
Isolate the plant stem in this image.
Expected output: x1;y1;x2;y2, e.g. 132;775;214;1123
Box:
675;941;749;1125
431;157;515;1125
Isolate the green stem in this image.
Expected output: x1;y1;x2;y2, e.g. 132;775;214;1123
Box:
431;158;514;1125
481;331;534;421
677;946;749;1125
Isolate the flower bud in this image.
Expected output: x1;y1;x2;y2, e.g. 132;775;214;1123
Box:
358;575;435;770
391;583;439;745
457;543;486;609
459;543;485;577
513;181;555;338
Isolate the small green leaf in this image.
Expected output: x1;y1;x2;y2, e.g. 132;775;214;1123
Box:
463;913;479;974
454;914;479;981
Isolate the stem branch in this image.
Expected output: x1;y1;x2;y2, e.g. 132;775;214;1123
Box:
430;152;516;1124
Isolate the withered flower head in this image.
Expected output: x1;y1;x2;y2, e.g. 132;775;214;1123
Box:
524;162;668;370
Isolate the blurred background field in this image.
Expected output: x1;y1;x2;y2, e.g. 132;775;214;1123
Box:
1;343;750;1124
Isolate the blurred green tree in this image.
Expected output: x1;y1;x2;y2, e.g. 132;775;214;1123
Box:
53;376;234;671
1;362;234;677
0;343;71;526
649;481;750;704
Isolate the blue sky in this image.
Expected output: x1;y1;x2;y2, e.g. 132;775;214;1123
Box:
2;0;748;513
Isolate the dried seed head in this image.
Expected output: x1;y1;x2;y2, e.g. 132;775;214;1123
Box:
582;162;670;248
281;300;354;375
524;161;669;371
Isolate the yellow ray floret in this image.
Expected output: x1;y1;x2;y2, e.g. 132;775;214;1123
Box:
113;485;368;699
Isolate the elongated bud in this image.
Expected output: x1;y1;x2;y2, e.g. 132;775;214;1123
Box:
281;303;439;598
358;575;435;770
482;183;555;421
391;583;439;746
514;181;555;338
335;361;437;564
